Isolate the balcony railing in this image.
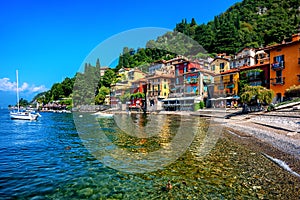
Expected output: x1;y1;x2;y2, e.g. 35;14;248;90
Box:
271;77;285;85
249;75;262;81
271;61;285;71
184;79;198;84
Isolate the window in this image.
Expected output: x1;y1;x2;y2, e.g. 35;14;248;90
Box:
211;65;215;71
184;67;187;73
276;70;282;78
220;63;225;72
276;70;282;84
274;55;284;63
164;84;166;89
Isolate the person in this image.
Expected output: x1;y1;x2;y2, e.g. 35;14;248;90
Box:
231;101;234;108
220;100;224;108
234;100;238;109
166;180;172;190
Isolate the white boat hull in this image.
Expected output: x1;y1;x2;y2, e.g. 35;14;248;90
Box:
92;112;114;118
10;112;39;120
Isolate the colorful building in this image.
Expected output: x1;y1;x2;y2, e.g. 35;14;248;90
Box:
268;33;300;102
173;58;201;95
111;67;146;108
239;49;270;88
214;68;239;97
210;56;230;74
183;69;214;98
230;48;256;69
129;78;147;109
146;72;174;100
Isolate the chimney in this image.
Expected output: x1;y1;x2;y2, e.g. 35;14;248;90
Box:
292;33;300;42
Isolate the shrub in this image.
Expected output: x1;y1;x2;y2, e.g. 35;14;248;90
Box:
199;101;205;109
285;85;300;98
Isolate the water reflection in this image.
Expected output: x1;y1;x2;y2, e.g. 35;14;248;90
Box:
75;113;203;173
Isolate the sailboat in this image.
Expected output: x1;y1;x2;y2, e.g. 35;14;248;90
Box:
10;70;40;120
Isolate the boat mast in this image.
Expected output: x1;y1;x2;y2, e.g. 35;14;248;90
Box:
16;70;19;112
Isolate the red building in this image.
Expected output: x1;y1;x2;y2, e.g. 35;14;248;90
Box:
239;49;270;89
174;59;202;95
129;78;147;109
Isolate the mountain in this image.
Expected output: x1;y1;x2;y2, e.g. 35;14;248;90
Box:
175;0;300;54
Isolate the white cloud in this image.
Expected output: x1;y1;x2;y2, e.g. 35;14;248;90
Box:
0;78;16;91
0;77;48;93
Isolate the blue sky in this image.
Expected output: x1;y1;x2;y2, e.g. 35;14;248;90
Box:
0;0;241;107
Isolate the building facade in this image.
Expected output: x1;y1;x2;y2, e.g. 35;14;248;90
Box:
269;33;300;102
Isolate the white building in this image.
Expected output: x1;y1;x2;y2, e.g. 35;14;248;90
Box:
230;48;256;69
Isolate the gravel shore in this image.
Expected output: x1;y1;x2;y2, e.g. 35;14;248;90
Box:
221;109;300;175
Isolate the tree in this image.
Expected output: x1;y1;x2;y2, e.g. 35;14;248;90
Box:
119;92;131;103
240;85;274;105
95;86;110;105
101;69;118;87
285;85;300;98
18;98;29;107
61;77;74;97
51;83;64;100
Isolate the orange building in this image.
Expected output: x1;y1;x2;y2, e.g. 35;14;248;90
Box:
268;33;300;102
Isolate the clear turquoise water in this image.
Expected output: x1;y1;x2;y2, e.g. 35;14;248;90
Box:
0;109;299;199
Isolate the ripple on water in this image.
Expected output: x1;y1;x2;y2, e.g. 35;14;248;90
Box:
0;111;300;199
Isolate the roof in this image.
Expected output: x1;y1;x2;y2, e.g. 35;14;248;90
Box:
211;57;230;63
146;73;174;79
265;36;300;50
239;63;269;71
220;68;239;75
131;78;147;83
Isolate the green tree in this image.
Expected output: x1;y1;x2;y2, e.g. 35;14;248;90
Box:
18;98;29;107
101;69;118;87
61;77;74;97
95;86;110;105
51;83;64;100
240;85;274;105
119;92;131;103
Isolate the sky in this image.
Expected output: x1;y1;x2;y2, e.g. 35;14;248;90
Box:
0;0;241;107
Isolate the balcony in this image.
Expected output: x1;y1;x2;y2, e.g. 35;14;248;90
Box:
271;61;285;71
249;75;262;81
271;77;285;85
184;78;198;84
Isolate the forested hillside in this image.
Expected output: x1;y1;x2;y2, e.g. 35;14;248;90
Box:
175;0;300;54
116;0;299;70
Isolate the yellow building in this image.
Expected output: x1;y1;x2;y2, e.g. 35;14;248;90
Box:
214;68;239;97
146;71;174;100
210;57;230;74
111;67;146;107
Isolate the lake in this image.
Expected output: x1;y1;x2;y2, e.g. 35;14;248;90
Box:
0;109;299;199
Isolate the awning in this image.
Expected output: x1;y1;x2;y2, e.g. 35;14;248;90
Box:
226;84;234;89
162;96;196;102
